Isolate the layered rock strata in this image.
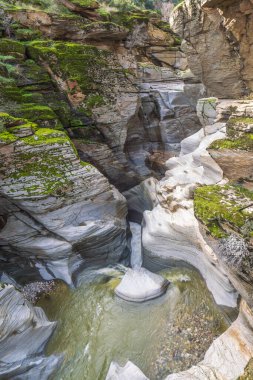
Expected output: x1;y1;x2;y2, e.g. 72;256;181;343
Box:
170;0;247;97
0;3;204;190
0;285;63;379
0;116;129;285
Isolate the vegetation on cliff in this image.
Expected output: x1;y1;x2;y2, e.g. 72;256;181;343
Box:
210;117;253;152
194;184;253;239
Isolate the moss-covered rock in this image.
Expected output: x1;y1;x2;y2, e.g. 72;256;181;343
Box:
19;104;63;129
194;184;253;239
0;114;79;196
0;38;25;57
209;117;253;152
27;40;128;116
64;0;98;8
209;134;253;151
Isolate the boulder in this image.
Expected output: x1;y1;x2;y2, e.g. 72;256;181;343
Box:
115;268;169;302
106;361;148;380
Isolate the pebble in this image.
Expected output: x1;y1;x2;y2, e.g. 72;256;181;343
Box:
22;280;56;304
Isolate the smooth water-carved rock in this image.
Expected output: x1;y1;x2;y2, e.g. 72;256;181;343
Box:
141;101;238;307
0;285;63;379
115;268;169;302
106;361;148;380
142;204;237;307
124;178;158;223
0;121;129;284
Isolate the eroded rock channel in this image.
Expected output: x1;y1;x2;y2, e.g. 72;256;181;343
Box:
0;0;253;379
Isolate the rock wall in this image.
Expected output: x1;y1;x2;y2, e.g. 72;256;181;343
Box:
0;117;129;285
170;0;247;98
0;2;204;190
0;285;63;379
202;0;253;92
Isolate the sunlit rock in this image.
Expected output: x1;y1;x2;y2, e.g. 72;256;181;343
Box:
115;268;169;302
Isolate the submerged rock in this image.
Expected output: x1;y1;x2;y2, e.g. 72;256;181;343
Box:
106;361;148;380
115;268;169;302
165;301;253;380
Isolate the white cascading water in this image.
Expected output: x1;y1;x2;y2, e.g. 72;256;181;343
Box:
114;221;169;302
129;222;142;270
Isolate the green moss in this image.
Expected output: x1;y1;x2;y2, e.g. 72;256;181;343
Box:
209;134;253;151
8;150;74;196
84;94;105;115
1;127;77;196
194;185;253;238
0;38;25;56
210;116;253;151
26;40;127;118
228;117;253;126
0;130;18;144
15;28;42;41
22;128;68;146
97;6;111;19
198;97;217;104
154;20;171;32
0;112;37;130
20;104;57;120
67;0;98;7
27;41;110;93
9;122;38;133
0;75;15;84
106;7;158;29
81;21;123;32
18;104;63;129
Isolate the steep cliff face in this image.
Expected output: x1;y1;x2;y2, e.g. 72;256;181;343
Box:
0;0;205;283
202;0;253;93
170;0;251;98
0;1;204;191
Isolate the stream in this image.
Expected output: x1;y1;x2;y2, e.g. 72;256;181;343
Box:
38;220;234;380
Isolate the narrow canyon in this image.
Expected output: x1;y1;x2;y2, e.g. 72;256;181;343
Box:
0;0;252;379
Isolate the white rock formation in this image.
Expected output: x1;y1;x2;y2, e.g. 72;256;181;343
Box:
115;267;169;302
142;106;237;307
107;98;253;380
106;361;148;380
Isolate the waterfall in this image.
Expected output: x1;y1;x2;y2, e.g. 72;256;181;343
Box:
130;222;142;270
115;221;169;302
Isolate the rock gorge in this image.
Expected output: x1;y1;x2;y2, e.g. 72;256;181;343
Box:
0;0;252;379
